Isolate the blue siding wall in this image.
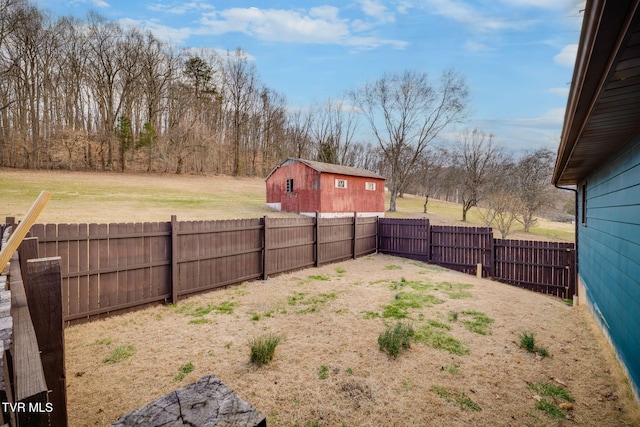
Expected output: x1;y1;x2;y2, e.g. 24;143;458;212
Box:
578;134;640;398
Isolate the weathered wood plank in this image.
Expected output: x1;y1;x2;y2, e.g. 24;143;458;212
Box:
25;257;68;427
8;252;49;427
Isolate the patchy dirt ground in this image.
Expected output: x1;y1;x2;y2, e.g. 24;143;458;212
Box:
65;254;639;426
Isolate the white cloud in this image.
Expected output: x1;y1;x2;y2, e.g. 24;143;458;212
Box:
475;108;566;151
201;7;350;44
554;44;578;67
119;18;193;45
464;41;493;52
148;1;214;15
357;0;394;23
549;87;570;96
199;7;406;49
422;0;530;32
73;0;109;8
501;0;585;11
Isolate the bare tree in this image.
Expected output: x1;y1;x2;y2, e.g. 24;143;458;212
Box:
309;98;359;165
222;48;259;176
350;70;468;211
513;148;555;232
452;128;505;221
284;108;313;160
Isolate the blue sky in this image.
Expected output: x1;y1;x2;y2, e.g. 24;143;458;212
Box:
39;0;585;153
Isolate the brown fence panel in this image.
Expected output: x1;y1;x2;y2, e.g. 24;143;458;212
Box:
30;222;172;321
264;217;315;276
318;217;354;265
355;216;378;257
494;239;575;299
378;218;430;261
430;226;494;276
175;219;263;298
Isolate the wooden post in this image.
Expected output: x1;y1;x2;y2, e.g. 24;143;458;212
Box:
262;216;268;280
9;252;49;427
314;212;320;267
18;237;39;283
0;191;51;273
375;216;380;254
476;263;483;279
352;212;357;260
171;215;178;305
25;257;67;427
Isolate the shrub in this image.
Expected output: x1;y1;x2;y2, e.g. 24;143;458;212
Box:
249;334;282;366
378;322;415;358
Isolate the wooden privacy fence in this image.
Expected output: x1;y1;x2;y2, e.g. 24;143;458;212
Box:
377;218;576;299
24;215;575;322
28;215;378;322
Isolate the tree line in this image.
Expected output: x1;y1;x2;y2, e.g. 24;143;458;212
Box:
1;0;566;233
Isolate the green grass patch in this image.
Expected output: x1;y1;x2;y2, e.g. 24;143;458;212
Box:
528;382;573;402
535;400;564;418
415;324;469;356
188;318;211;325
435;282;473;299
528;226;575;242
287;291;337;314
432;386;481;411
445;363;460;375
381;292;443;319
249;334;282;366
94;337;112;346
460;310;494;335
308;275;330;281
378;322;415;358
518;332;550;357
388;277;433;292
384;265;402;270
427;319;451;330
103;344;135;364
335;267;346;274
173;362;195;381
175;300;238;317
318;364;329;379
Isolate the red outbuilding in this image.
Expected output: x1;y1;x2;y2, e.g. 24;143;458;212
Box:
265;158;386;217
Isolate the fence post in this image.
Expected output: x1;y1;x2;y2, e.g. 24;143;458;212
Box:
352;212;357;260
376;216;380;254
25;256;67;427
425;218;431;262
314;212;320;267
18;237;39;282
171;215;178;305
9;252;49;427
489;236;496;278
262;216;268;280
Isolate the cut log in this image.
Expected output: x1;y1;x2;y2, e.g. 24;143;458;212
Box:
111;375;266;427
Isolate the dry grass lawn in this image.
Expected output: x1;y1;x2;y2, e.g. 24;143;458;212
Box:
66;254;640;426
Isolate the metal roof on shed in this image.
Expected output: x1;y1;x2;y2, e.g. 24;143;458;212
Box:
266;158;385;180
